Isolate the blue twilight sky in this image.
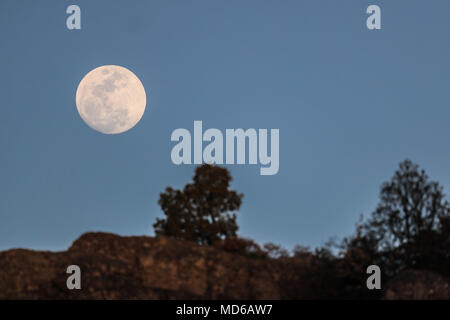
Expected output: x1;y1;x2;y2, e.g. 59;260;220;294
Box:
1;0;450;251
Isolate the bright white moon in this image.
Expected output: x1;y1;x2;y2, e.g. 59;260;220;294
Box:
76;65;146;134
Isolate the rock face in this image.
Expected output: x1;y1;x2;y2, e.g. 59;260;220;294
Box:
0;232;280;299
1;232;449;300
384;269;450;300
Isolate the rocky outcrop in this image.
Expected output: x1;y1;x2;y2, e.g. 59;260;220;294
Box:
1;232;449;300
0;232;280;299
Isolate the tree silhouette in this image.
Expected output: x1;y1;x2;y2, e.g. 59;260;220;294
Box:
346;159;450;276
153;164;243;245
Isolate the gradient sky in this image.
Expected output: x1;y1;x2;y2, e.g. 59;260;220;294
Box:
1;0;450;251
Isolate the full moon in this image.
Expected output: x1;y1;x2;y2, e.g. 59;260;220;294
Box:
76;65;146;134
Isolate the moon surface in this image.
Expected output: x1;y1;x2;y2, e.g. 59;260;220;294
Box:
76;65;146;134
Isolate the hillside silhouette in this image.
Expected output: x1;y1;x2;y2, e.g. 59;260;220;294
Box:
0;160;449;299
